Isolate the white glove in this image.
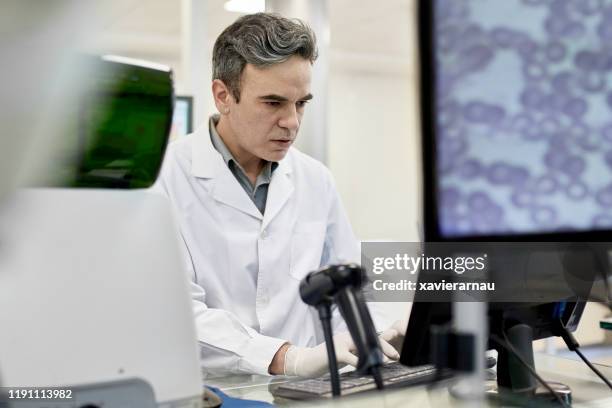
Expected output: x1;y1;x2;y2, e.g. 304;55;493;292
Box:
283;321;408;378
283;332;358;378
378;319;408;358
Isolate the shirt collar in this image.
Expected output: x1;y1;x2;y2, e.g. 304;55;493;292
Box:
208;114;278;180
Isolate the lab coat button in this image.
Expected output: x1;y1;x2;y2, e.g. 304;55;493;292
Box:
260;229;268;239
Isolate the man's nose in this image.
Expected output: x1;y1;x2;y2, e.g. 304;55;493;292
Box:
279;105;300;131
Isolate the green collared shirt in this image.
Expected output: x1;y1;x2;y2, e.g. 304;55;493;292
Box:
209;115;277;215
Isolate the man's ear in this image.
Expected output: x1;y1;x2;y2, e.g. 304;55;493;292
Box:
212;79;233;115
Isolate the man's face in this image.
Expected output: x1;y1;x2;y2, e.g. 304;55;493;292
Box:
223;56;312;163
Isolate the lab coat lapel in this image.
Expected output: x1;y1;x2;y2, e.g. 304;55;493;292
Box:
211;170;263;220
191;125;263;221
262;154;294;230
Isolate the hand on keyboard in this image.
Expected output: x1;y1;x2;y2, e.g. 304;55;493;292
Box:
283;332;357;378
283;322;406;378
378;319;408;360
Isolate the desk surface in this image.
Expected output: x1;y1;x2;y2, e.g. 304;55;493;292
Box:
207;354;612;407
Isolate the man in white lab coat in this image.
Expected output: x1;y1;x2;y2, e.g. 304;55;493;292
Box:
156;13;405;377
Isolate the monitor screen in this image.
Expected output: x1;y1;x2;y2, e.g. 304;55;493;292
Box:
431;0;612;238
169;96;193;141
45;55;174;189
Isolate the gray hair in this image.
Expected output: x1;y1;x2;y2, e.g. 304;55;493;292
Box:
212;12;318;102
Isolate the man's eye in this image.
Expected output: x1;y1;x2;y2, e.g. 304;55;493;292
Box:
265;101;280;106
296;100;309;108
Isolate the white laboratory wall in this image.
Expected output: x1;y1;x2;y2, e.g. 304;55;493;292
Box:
328;69;421;242
327;0;422;242
326;1;420;324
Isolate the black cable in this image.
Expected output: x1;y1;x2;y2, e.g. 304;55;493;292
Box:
317;303;341;397
555;319;612;391
574;348;612;391
490;334;570;408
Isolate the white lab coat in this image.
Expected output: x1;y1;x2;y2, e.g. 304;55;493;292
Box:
155;125;382;376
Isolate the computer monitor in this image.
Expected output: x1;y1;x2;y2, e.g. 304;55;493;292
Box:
45;55;174;189
169;95;194;141
401;0;610;396
421;0;612;242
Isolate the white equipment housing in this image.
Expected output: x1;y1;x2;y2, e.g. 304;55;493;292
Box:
0;188;202;407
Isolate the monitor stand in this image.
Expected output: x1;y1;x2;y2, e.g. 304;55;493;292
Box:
489;323;572;406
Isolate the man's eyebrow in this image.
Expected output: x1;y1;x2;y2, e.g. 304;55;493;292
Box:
259;93;314;101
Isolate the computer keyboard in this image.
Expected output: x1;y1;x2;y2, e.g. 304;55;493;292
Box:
271;362;442;400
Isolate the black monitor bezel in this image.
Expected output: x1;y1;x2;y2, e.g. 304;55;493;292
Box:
419;0;612;243
401;0;592;369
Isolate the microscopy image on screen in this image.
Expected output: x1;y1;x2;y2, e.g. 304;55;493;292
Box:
434;0;612;237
